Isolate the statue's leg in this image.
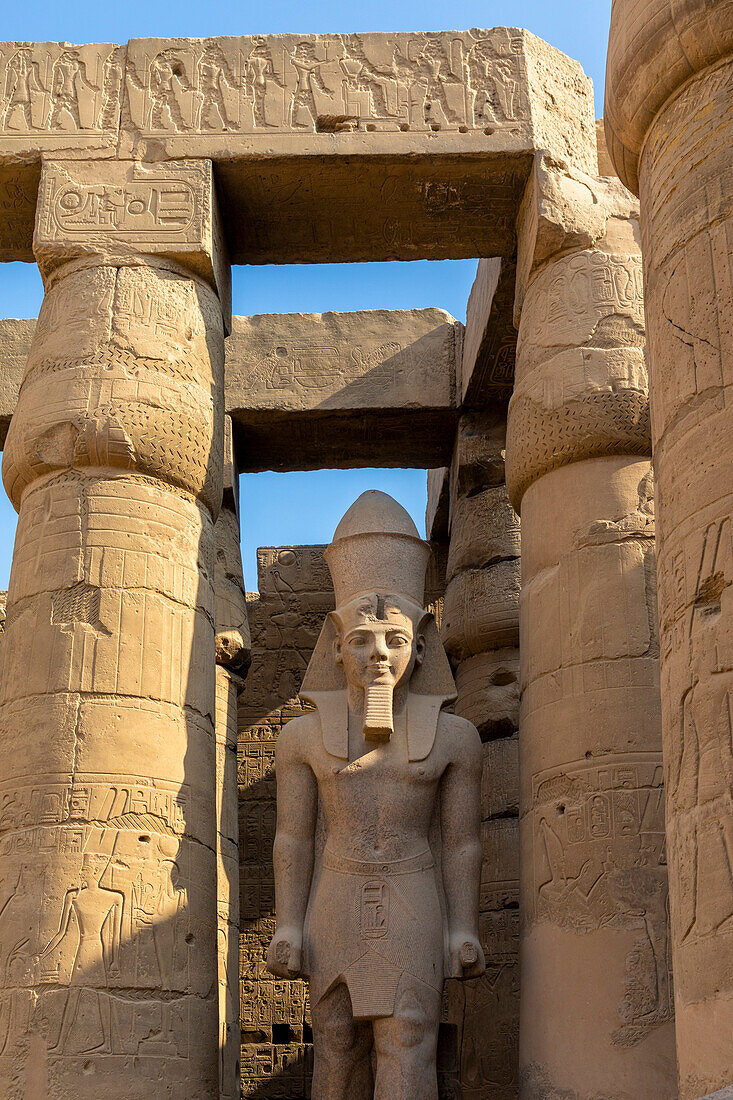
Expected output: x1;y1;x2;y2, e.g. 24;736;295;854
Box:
372;977;440;1100
311;982;374;1100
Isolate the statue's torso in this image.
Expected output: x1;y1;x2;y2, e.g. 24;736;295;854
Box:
300;707;450;1017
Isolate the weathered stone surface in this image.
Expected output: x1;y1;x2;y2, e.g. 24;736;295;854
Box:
213;417;247;1099
606;8;733;1092
596;117;616;177
507;156;649;509
460;256;517;403
227;308;460;470
604;0;733;195
0;162;226;1095
0;30;596;264
513;151;642;319
481;733;519;819
215;416;250;672
0;42;124;160
446;485;520;583
215;666;242;1100
519;460;674;1097
34;157;231;325
509;148;675;1093
0;317;33;447
441;558;520;661
426;465;450;540
445;812;519;1098
449;407;507;504
0;306;461;468
456;649;520;742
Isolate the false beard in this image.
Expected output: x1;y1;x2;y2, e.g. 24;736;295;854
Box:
363;680;394;742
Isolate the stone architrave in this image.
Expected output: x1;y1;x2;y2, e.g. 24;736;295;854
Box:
435;408;522;1097
506;153;677;1097
605;4;733;1094
266;492;484;1099
226;308;461;470
0;31;598;265
0;158;227;1096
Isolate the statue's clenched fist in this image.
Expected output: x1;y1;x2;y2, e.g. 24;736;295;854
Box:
266;926;303;978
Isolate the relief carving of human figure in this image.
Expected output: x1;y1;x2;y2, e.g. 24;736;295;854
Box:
267;491;485;1099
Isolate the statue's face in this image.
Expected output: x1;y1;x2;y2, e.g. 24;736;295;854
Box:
335;604;424;693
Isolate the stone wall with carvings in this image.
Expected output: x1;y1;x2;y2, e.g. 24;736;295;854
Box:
237;543;448;1098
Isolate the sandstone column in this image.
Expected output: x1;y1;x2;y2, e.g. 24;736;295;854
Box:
214;416;249;1099
605;5;733;1094
0;159;228;1097
506;154;676;1097
438;412;522;1096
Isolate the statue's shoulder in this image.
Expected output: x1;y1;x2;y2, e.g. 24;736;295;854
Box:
276;710;320;762
436;709;482;762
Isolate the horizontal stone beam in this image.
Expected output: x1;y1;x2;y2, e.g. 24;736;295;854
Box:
0;307;462;468
0;319;32;449
0;30;597;264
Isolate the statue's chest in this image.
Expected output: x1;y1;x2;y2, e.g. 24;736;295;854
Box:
315;739;439;800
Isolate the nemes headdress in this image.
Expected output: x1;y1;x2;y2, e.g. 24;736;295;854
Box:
300;491;456;761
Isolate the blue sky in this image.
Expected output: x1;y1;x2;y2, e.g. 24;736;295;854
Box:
0;0;611;590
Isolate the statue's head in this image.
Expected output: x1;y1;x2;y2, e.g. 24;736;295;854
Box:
300;491;457;760
331;594;428;736
324;492;431;741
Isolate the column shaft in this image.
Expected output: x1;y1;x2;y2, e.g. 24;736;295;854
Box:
506;155;676;1097
606;6;733;1091
440;411;522;1097
0;160;226;1096
215;415;248;1100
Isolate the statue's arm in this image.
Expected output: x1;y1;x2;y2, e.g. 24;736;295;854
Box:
439;715;485;980
267;718;318;978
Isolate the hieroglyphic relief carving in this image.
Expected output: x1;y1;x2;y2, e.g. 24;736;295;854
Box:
663;515;733;956
531;755;672;1045
0;43;121;135
123;30;526;138
0;157;225;1095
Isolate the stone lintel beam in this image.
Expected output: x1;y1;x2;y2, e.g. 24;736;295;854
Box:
0;30;597;264
0;318;32;448
0;306;462;468
221;307;461;470
460;256;517;404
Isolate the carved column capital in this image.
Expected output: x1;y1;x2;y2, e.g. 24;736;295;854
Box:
506;154;649;509
604;0;733;194
34;157;231;327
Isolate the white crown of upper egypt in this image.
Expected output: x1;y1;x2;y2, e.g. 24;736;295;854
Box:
323;490;430;610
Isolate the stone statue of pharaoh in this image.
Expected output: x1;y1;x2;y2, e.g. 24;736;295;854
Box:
267;491;485;1099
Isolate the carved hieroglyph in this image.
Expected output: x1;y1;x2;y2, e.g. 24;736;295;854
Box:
265;492;484;1099
506;154;676;1097
0;158;226;1096
0;30;597;265
605;4;733;1094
